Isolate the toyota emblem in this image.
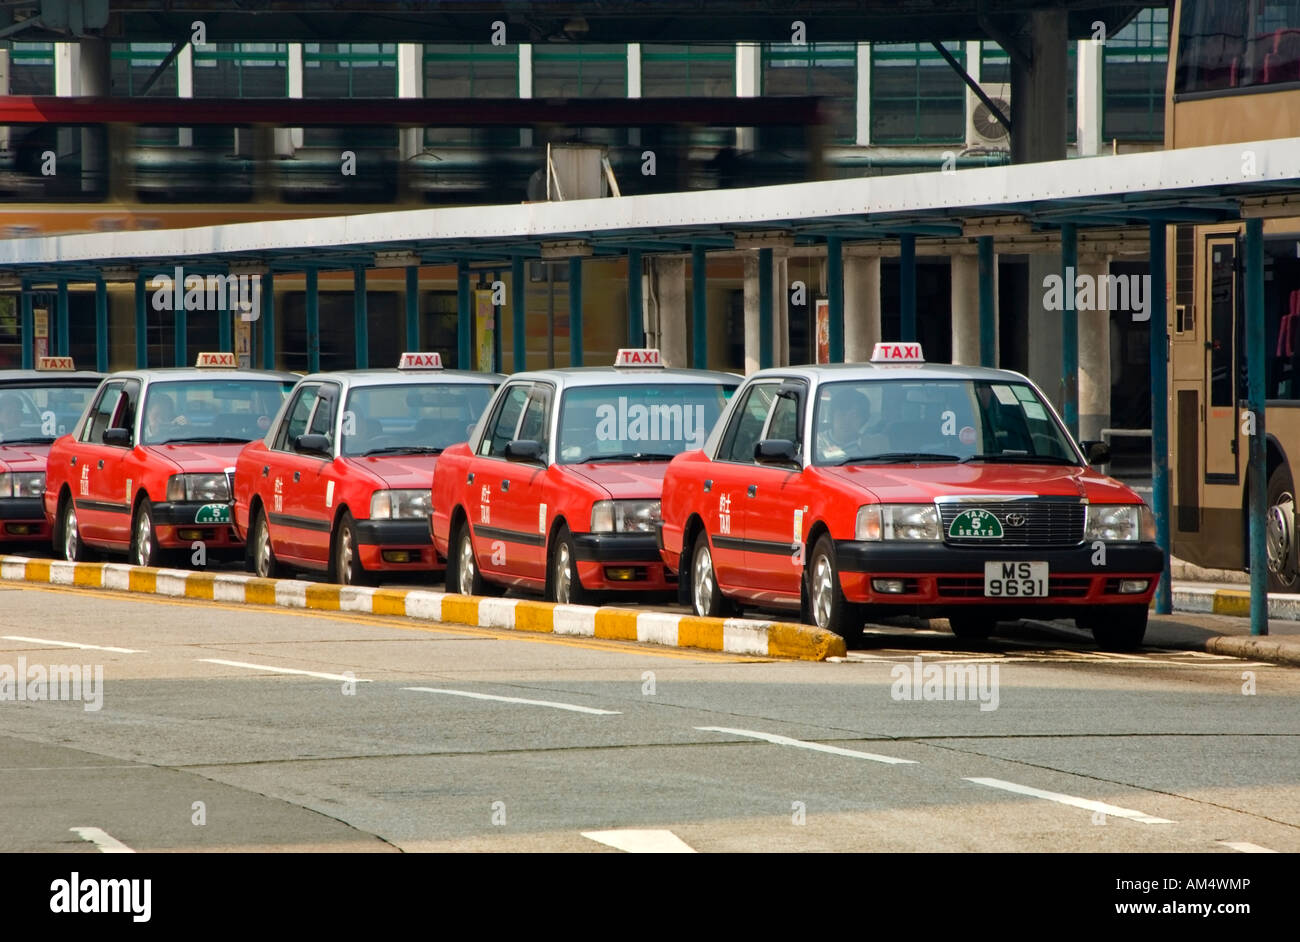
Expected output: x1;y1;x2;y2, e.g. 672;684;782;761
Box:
1003;512;1027;527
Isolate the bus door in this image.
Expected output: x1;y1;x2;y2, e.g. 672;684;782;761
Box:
1205;236;1239;481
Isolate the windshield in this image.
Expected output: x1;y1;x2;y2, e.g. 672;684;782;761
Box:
811;379;1080;466
0;384;97;444
141;379;294;445
341;382;495;456
557;382;736;464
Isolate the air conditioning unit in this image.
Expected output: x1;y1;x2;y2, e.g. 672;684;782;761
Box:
967;83;1011;149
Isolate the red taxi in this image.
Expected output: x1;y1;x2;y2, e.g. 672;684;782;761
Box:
430;350;739;603
657;343;1163;649
43;353;297;566
232;353;501;585
0;358;102;546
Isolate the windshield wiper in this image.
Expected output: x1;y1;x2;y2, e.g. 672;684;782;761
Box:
835;452;959;465
0;436;54;445
574;451;677;463
356;445;444;456
959;453;1077;465
154;436;249;444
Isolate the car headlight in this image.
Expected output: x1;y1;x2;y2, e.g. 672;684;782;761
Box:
165;473;230;502
856;504;941;541
1085;504;1147;542
0;471;45;498
370;489;431;520
590;499;661;533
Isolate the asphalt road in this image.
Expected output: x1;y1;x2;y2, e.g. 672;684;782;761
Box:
1;579;1296;853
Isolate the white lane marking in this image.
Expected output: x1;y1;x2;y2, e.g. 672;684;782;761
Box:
581;829;696;853
3;635;142;654
196;659;371;683
695;726;915;765
1218;841;1278;853
965;777;1174;824
403;686;620;715
70;827;135;853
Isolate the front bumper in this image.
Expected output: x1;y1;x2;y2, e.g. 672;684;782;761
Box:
152;501;242;549
355;518;441;571
572;531;676;591
0;497;50;540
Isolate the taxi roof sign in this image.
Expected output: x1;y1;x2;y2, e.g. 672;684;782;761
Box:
36;356;75;371
398;352;443;370
195;352;238;368
614;348;664;367
870;342;924;364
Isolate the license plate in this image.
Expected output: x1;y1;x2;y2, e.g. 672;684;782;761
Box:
984;561;1048;597
195;503;232;524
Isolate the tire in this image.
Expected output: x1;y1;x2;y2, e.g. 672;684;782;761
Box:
332;510;372;586
250;508;281;579
548;523;592;605
448;518;486;596
805;533;863;638
689;532;733;617
1266;464;1299;592
130;499;167;568
58;496;90;562
1088;605;1148;651
948;613;997;640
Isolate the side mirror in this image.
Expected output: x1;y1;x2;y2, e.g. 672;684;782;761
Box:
755;439;798;465
104;427;131;447
504;439;543;463
1081;440;1111;465
295;433;333;458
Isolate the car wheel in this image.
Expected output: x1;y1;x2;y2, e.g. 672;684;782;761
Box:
548;523;592;605
58;496;90;562
690;532;733;617
805;533;862;638
130;500;167;568
333;510;372;586
1088;605;1148;651
449;518;485;596
948;613;997;640
1266;463;1299;592
251;509;281;579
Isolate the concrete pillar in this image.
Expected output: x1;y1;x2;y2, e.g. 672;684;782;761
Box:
284;44;304;153
774;254;790;366
652;257;688;368
1077;256;1112;443
950;252;981;365
177;45;194;148
519;45;533;148
855;44;871;146
1011;10;1068;165
1076;39;1103;157
397;44;422;161
843;255;881;362
735;43;760;152
78;39;110;196
1027;253;1063;410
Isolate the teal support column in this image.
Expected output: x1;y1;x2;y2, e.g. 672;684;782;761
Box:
305;268;320;373
1148;221;1171;616
20;280;33;369
218;273;232;354
56;280;69;356
627;250;643;346
899;235;916;342
758;248;773;369
173;287;187;367
827;236;844;363
405;266;420;352
511;256;526;372
134;274;147;367
978;236;996;367
457;260;471;370
569;256;583;366
353;265;368;369
94;279;108;372
492;269;502;372
260;272;275;370
1246;217;1268;636
692;244;707;369
1061;222;1079;439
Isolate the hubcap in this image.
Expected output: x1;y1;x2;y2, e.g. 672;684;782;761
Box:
338;526;354;584
555;541;572;603
257;518;272;577
63;505;78;561
1267;491;1297;580
812;554;834;629
457;531;476;595
693;543;714;615
135;512;152;566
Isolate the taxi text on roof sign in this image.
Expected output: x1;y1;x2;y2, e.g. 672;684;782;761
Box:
36;356;75;371
398;352;444;370
870;342;924;363
614;348;664;367
195;351;238;368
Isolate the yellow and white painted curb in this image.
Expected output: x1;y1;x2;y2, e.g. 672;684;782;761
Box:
1172;584;1300;620
0;555;846;661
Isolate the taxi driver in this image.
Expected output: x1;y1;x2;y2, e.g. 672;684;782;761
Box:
818;390;880;462
145;392;186;439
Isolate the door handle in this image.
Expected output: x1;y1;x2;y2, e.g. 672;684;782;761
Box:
500;479;509;492
97;459;104;469
747;484;757;498
467;472;475;484
262;465;269;477
70;456;76;466
703;479;712;492
294;471;300;482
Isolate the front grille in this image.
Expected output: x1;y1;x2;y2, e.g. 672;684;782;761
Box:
936;575;1093;598
939;500;1084;547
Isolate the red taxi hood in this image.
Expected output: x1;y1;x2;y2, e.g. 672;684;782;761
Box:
822;462;1140;503
143;442;249;472
339;453;441;489
0;442;52;472
566;461;669;499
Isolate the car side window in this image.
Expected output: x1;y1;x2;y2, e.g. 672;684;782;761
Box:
480;384;530;457
764;385;804;448
718;383;776;463
307;384;338;444
82;382;124;446
517;386;550;453
274;385;320;452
